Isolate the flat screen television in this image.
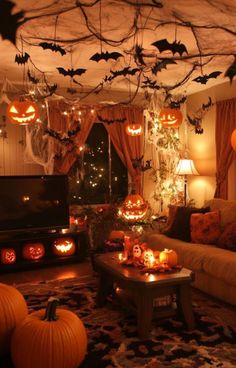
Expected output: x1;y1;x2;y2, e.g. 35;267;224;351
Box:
0;175;69;234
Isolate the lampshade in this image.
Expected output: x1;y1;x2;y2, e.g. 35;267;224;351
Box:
175;159;199;176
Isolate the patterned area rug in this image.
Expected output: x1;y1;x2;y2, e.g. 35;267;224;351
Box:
2;275;236;368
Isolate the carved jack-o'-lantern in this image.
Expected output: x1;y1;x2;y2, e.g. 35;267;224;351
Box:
132;244;142;258
142;249;154;267
22;243;45;261
120;194;148;222
53;237;76;256
7;99;39;125
125;123;143;136
231;129;236;151
159;108;183;128
1;248;16;264
159;248;178;267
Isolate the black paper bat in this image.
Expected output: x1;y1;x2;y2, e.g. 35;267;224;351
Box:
141;77;161;90
132;156;152;171
67;87;77;95
169;96;187;109
15;52;30;65
104;67;139;82
202;97;213;110
57;67;86;78
187;115;204;134
45;124;80;145
97;114;126;125
39;42;66;56
90;51;123;62
193;71;222;84
152;39;188;56
225;56;236;83
151;59;177;75
27;70;39;84
0;0;24;45
134;45;146;66
44;83;57;95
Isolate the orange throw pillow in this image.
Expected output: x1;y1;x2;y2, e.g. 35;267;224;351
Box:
190;211;221;244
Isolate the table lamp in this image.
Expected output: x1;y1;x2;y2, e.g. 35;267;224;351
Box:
175;159;199;206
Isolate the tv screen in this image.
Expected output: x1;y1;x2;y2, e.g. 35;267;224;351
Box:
0;175;69;233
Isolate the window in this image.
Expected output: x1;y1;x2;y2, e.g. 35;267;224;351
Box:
68;123;128;204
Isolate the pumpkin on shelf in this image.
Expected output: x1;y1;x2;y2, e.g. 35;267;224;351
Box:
11;297;87;368
125;123;143;136
1;248;16;264
7;98;39;125
0;283;28;357
159;248;178;267
22;243;45;261
159;108;183;128
53;237;76;256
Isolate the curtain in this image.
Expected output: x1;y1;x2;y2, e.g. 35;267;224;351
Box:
215;97;236;199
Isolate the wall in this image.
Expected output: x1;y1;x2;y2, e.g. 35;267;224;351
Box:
0;103;43;175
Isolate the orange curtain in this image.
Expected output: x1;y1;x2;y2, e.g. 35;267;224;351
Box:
215;97;236;198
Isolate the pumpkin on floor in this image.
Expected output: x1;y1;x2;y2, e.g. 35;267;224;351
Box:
0;283;28;357
11;297;87;368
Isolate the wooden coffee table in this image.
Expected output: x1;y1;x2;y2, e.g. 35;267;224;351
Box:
94;252;195;339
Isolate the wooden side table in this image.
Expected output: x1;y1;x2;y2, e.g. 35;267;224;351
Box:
94;252;195;339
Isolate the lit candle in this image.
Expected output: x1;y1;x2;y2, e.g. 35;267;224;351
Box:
118;253;123;261
149;254;155;268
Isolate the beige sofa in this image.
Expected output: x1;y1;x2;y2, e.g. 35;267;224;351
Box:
144;199;236;306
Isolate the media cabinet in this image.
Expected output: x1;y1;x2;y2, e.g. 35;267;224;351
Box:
0;229;89;273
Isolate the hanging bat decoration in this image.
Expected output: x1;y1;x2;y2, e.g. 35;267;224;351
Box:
141;77;161;90
97;114;126;125
104;67;140;82
151;59;177;75
0;0;24;45
67;87;77;94
90;51;123;62
169;96;187;109
193;71;222;84
224;56;236;83
39;42;66;56
44;124;81;145
152;39;188;56
43;83;57;96
132;156;152;171
57;67;87;78
134;45;146;66
15;52;30;65
27;70;39;84
202;96;213;110
187;115;204;134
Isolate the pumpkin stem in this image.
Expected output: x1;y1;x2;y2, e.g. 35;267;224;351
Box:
43;297;59;321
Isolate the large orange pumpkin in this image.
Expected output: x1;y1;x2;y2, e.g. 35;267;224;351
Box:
231;129;236;151
159;108;183;128
125;123;143;136
53;237;76;256
7;99;39;125
120;194;148;222
0;283;28;356
11;297;87;368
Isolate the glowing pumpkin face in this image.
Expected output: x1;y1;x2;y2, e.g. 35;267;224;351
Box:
22;243;45;260
159;108;183;128
120;194;148;222
125;123;143;136
53;237;76;256
7;99;39;125
1;248;16;264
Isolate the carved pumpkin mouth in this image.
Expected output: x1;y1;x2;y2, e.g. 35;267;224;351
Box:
11;113;36;124
160;114;178;125
54;241;74;253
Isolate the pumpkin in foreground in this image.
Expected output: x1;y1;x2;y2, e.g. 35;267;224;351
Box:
11;297;87;368
0;283;28;356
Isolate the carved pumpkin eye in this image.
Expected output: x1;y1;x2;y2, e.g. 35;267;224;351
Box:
26;105;35;113
9;106;18;113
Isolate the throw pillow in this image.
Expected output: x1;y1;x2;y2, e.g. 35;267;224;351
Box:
217;221;236;251
165;206;210;242
205;199;236;228
190;211;221;244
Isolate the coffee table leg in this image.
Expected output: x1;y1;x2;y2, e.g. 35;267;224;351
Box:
177;284;195;330
136;291;153;339
96;271;113;307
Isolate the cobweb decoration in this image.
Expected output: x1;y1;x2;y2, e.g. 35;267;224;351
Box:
24;102;55;174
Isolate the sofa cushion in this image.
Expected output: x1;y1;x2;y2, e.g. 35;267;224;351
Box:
205;198;236;228
190;211;221;244
217;221;236;251
165;206;209;242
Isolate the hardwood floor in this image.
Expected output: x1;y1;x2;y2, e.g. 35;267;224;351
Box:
0;258;94;285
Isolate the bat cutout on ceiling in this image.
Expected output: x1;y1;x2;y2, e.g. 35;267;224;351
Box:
67;87;77;95
27;70;39;84
141;77;161;90
224;56;236;83
104;67;140;82
45;124;81;145
57;67;86;78
97;114;126;125
39;42;66;56
193;71;222;84
134;45;146;66
152;39;188;56
151;59;177;75
90;51;123;62
44;83;57;95
0;0;24;45
202;96;213;110
15;52;30;65
169;96;187;109
187;115;204;134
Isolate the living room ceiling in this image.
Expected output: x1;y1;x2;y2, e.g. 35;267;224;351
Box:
0;0;236;105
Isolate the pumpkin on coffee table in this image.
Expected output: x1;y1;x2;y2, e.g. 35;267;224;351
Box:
159;248;178;267
11;297;87;368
